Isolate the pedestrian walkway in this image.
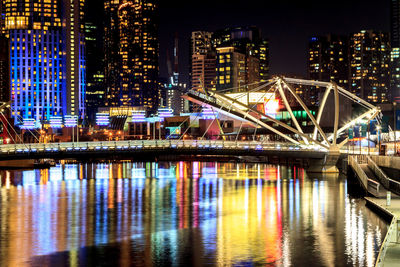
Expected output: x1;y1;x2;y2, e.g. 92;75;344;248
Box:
365;197;400;267
361;164;400;198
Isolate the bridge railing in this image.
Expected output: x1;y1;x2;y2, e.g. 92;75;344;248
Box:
348;155;368;191
367;156;400;196
0;140;323;155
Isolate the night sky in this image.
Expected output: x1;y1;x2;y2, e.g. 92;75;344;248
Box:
159;0;390;84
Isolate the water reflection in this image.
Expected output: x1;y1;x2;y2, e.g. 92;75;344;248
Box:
0;162;387;267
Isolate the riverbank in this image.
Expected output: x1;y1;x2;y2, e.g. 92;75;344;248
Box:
365;197;400;267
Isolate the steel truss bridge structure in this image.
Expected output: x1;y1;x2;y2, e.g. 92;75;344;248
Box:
186;76;381;151
184;76;382;172
0;77;383;172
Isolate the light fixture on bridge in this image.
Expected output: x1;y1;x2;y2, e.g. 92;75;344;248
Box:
132;110;146;123
50;116;63;129
21;118;39;130
157;108;174;121
64;115;78;127
96;113;110;126
201;107;216;120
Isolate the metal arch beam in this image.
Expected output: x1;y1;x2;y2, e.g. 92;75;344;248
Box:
335;85;376;109
327;108;381;141
336;109;381;149
281;77;334;88
281;77;376;109
276;80;309;144
280;78;330;144
281;77;379;145
313;85;333;140
212;92;330;149
218;79;276;94
332;83;340;146
338;138;349;149
214;96;301;145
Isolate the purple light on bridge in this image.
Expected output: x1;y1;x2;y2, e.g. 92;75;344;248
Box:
96;113;110;126
132;110;146;123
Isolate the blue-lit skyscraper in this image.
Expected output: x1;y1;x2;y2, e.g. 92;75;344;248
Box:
3;0;85;126
10;30;64;123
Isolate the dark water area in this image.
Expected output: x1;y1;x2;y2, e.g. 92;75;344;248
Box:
0;162;387;266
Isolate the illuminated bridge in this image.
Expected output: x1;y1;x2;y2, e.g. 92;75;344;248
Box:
0;77;385;172
0;140;327;164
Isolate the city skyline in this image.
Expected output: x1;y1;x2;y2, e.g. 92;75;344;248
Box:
0;0;396;128
0;2;398;267
159;0;390;83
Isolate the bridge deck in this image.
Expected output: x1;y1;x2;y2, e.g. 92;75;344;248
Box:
0;140;328;161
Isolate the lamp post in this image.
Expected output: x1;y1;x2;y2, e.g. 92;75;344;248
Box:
367;119;370;156
359;126;362;155
394;102;397;156
377;125;382;155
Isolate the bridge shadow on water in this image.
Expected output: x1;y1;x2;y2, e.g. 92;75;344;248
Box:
345;167;371;198
27;230;271;267
29;239;165;267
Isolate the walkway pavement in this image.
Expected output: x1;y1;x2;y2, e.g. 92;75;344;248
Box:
365;197;400;267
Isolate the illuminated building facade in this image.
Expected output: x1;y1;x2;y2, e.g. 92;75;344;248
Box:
308;35;349;87
163;83;186;115
10;30;64;122
104;0;159;112
62;0;86;119
216;47;260;93
0;0;5;35
192;53;216;92
163;35;187;115
0;36;9;103
391;48;400;102
190;31;215;92
308;35;349;105
350;30;390;104
213;26;269;82
3;0;86;125
85;0;105;123
104;0;120;107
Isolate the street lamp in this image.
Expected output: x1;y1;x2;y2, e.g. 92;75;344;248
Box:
394;102;397;156
377;125;382;155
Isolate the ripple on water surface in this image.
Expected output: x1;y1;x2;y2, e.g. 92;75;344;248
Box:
0;162;388;267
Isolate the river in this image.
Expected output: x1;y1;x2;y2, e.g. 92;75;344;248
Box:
0;162;387;266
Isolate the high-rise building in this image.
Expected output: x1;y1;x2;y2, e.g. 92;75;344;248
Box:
191;31;213;56
190;31;214;91
104;0;120;107
62;0;86;119
0;36;9;103
307;35;349;105
213;26;269;82
0;0;5;35
192;53;216;92
163;34;186;115
104;0;159;112
391;0;400;102
85;0;105;124
308;35;349;87
392;0;400;48
3;0;85;126
350;30;390;104
391;48;400;102
215;47;260;93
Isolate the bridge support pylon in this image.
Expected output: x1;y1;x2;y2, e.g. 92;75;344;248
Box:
307;146;340;173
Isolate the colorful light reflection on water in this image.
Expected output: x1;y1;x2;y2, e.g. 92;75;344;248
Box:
0;162;387;267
